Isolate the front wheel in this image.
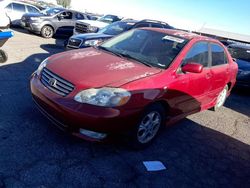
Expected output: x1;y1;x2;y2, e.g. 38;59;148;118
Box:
41;25;54;38
130;104;165;149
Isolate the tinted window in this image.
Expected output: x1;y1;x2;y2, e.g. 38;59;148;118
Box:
12;3;25;12
211;43;228;66
134;23;150;28
151;23;164;28
228;46;250;62
101;29;188;68
60;11;72;19
27;6;39;13
75;13;86;20
5;3;12;11
183;42;209;67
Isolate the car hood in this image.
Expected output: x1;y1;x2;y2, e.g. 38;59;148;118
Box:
236;59;250;70
72;33;113;40
76;20;109;28
46;48;161;89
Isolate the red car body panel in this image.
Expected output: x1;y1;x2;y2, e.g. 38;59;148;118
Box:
30;28;238;138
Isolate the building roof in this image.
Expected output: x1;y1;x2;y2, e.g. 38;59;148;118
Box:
197;27;250;43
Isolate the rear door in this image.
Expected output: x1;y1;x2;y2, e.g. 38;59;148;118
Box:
209;43;230;100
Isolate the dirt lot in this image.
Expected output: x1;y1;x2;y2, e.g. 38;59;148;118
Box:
0;29;250;188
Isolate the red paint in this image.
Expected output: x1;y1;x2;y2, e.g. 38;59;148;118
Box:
30;28;238;139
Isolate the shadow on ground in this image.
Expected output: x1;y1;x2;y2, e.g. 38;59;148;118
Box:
0;44;249;187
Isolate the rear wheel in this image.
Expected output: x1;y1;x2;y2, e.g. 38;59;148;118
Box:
41;25;54;38
212;85;228;111
0;49;8;63
130;104;165;149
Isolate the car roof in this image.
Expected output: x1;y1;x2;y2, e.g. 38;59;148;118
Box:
141;28;215;41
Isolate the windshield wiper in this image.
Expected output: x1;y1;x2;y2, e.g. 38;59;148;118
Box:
97;46;123;58
119;52;153;67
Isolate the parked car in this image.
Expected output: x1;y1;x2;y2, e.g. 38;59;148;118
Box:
0;0;41;26
228;44;250;88
73;14;123;35
0;12;10;30
67;19;174;49
20;7;92;38
30;28;237;148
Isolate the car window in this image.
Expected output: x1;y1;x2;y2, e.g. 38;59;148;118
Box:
151;23;164;28
75;13;86;20
182;42;209;67
60;11;73;19
5;3;12;11
211;43;228;66
99;21;134;35
12;3;26;12
27;5;39;13
100;29;188;69
133;23;150;28
228;46;250;62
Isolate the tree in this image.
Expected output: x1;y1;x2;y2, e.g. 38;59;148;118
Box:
57;0;71;8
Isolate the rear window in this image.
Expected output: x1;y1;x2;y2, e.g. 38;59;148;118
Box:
27;5;39;13
13;3;25;12
211;43;228;66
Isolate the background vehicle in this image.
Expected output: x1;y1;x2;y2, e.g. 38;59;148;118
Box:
0;0;41;26
0;12;10;30
73;14;123;35
67;19;174;49
30;28;237;148
20;7;92;38
228;44;250;87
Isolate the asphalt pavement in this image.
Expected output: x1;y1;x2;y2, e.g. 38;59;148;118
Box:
0;28;249;188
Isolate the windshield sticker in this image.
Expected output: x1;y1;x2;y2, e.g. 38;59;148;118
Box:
70;51;101;60
107;61;135;70
162;35;184;43
173;31;197;38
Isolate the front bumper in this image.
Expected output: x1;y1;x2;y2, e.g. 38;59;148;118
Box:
30;73;142;136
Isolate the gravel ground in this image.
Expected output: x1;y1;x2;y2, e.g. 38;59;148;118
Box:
0;28;249;188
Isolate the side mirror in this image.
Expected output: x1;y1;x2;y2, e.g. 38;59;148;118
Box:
182;62;203;73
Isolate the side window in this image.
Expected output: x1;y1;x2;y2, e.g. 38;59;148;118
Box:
60;11;73;19
27;6;39;13
12;3;26;12
133;23;150;28
211;43;228;66
5;3;12;11
75;13;86;20
182;42;209;67
151;23;164;28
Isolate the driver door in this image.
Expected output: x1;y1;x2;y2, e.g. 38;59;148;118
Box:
54;11;74;35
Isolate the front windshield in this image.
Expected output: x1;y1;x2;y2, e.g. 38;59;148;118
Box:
228;46;250;62
100;29;188;69
44;8;63;16
98;22;134;35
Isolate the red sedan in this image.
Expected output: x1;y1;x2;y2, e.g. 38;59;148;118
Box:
30;28;238;148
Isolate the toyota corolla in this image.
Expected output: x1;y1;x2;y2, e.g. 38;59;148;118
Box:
30;28;238;148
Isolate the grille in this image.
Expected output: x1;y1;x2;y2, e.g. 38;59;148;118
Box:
75;22;89;33
67;38;82;48
40;68;75;96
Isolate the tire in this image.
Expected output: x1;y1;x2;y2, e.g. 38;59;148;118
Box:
130;104;166;149
212;85;228;111
0;49;8;63
41;25;54;38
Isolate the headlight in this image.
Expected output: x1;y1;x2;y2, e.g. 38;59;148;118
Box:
84;39;102;46
89;26;99;32
74;87;131;107
30;17;41;21
36;58;48;75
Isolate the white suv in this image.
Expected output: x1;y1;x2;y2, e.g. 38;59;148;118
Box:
0;0;41;25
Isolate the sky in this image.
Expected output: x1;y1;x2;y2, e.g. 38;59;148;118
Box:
70;0;250;35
